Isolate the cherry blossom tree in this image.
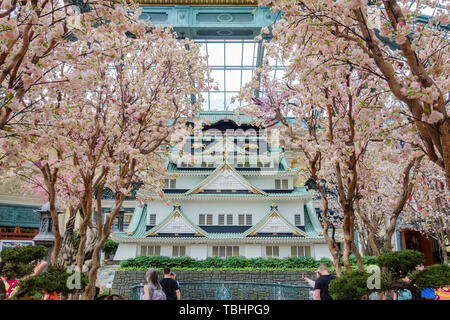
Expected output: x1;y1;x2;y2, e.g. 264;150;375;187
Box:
0;0;128;132
4;1;210;299
256;0;449;189
355;144;424;257
402;159;449;264
237;55;391;272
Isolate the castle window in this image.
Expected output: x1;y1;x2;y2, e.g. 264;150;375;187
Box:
291;246;311;257
294;214;301;225
164;179;176;188
213;246;239;257
172;246;186;257
140;245;160;257
275;179;289;190
239;214;252;225
124;214;132;224
199;214;213;225
266;246;279;258
227;214;233;225
149;214;156;225
218;214;225;225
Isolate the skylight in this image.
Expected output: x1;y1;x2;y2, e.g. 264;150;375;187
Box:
195;39;285;111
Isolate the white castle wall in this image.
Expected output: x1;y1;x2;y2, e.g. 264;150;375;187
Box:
246;176;294;190
146;199;305;228
115;243;334;260
165;175;295;191
114;243;137;260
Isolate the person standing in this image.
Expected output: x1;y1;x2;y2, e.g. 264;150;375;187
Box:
144;268;166;300
171;272;180;287
160;267;180;300
313;263;336;300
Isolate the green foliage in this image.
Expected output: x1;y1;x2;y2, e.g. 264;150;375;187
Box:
410;264;450;290
0;246;48;279
102;239;119;258
376;250;424;276
318;257;332;266
73;231;81;256
362;256;377;265
119;255;372;271
0;245;47;265
18;266;88;297
328;271;373;300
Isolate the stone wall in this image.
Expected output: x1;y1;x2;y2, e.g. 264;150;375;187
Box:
112;269;317;300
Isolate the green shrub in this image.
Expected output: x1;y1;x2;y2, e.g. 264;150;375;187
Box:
410;264;450;290
0;245;48;279
362;256;377;265
119;255;373;271
318;257;332;266
18;266;88;296
102;239;119;258
328;270;373;300
376;250;424;276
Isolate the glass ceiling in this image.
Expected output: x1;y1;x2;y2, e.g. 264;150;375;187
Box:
192;2;446;111
195;39;285;111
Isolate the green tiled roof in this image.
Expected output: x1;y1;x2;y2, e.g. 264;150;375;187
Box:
125;204;147;237
304;202;323;233
192;111;296;125
195;111;253;124
0;204;40;228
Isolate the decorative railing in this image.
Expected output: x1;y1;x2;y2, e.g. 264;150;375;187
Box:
131;281;313;300
0;230;37;240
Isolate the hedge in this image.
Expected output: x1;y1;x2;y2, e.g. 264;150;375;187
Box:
119;255;376;271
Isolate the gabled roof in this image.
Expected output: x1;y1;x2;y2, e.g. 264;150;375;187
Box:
244;204;307;237
144;204;207;237
185;161;268;195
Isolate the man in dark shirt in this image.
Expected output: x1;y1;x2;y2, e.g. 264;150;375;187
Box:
160;267;180;300
313;263;336;300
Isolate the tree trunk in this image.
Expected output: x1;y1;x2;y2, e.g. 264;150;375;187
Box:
76;191;94;271
351;242;364;271
440;120;450;192
49;196;62;267
84;219;99;261
82;196;125;300
59;206;78;266
342;207;355;273
439;241;448;265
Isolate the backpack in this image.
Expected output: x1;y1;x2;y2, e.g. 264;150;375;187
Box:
150;286;166;300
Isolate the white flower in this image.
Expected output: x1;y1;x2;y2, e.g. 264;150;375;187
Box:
423;110;444;124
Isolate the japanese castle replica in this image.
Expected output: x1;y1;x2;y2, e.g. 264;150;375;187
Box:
112;112;331;260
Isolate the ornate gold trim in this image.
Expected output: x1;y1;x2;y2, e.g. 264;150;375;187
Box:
173;211;182;217
269;211;279;218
